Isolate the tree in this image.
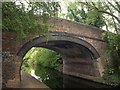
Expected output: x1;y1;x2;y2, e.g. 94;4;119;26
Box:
2;1;61;41
65;1;120;85
22;47;62;72
66;2;104;28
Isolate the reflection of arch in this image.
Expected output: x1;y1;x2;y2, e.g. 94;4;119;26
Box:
17;32;100;59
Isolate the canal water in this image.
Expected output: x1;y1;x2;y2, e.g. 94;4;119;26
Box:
31;65;112;89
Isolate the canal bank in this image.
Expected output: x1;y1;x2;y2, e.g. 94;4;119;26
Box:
20;65;114;89
20;71;50;89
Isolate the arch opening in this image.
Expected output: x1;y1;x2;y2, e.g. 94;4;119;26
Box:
20;47;63;88
17;32;100;59
18;32;101;83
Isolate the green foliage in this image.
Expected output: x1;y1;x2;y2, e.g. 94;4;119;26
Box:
2;1;61;41
33;48;62;69
22;57;63;89
21;48;37;73
66;1;120;85
103;67;120;86
103;33;120;85
34;65;63;89
21;58;32;73
85;10;104;27
22;47;62;72
66;2;104;28
28;2;61;17
107;33;120;62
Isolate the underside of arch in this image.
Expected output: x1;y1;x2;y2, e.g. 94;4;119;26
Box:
17;32;100;59
18;32;101;77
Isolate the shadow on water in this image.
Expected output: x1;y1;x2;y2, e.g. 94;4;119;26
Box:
34;65;115;89
34;65;63;89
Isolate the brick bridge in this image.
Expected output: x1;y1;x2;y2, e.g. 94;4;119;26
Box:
2;17;107;88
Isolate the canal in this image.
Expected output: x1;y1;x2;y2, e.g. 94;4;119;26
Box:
30;65;113;89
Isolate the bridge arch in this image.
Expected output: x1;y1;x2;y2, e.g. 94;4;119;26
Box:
17;32;100;59
18;32;101;79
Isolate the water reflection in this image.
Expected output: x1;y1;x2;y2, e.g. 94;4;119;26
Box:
31;69;42;81
31;65;112;89
33;65;63;89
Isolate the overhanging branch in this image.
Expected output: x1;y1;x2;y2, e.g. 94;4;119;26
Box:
98;10;120;24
